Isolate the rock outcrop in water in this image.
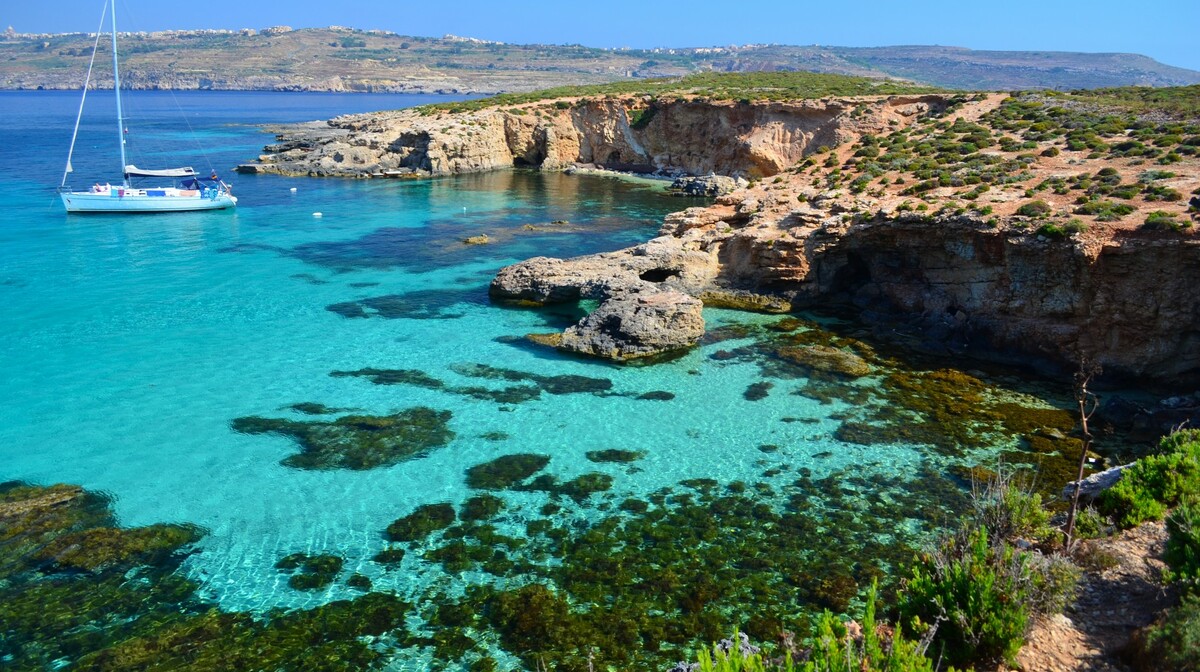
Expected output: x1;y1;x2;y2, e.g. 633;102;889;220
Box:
245;88;1200;383
490;251;706;360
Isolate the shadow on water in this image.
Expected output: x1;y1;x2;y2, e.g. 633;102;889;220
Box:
246;171;687;273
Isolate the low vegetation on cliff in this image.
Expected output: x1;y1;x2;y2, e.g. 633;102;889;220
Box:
683;429;1200;672
785;85;1199;233
418;71;944;114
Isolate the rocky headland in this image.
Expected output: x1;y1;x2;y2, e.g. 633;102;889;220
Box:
240;78;1200;385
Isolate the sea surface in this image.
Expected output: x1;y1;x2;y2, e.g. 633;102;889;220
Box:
0;91;1078;670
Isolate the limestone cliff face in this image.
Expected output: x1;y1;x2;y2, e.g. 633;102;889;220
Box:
493;203;1200;385
240;95;949;178
757;216;1200;383
242;92;1199;386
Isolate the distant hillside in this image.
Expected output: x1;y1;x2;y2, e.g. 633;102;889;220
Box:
825;46;1200;90
1;26;1197;93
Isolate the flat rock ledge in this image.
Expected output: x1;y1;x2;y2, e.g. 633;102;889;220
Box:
490;253;706;361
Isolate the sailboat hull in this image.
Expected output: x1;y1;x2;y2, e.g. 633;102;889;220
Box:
61;189;237;213
61;3;237;215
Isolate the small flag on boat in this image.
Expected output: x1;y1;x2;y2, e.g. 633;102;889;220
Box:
66;160;73;173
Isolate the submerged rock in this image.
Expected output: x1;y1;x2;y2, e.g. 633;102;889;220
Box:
386;503;457;542
450;362;613;395
275;552;344;591
230;407;455;470
0;482;411;671
585;449;647;463
777;345;873;378
465;454;551;490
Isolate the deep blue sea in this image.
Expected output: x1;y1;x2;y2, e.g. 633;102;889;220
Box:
0;90;1073;670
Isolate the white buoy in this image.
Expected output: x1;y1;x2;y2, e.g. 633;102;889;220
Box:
290;187;297;192
313;212;323;217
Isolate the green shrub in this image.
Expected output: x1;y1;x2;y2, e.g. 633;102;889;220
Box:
1100;430;1200;528
1036;223;1066;240
970;470;1054;543
1142;210;1192;232
1026;552;1082;615
1016;200;1052;217
1144;184;1183;201
693;583;940;672
1070;506;1109;540
899;527;1030;668
1063;219;1088;234
1135;593;1200;672
1074;199;1134;221
1164;496;1200;591
627;105;657;129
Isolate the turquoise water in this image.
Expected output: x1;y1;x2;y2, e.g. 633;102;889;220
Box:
0;91;1065;669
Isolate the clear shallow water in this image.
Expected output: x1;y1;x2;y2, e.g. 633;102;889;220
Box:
0;91;1071;669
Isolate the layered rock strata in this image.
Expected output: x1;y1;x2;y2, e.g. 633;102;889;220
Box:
492;202;1200;384
238;95;950;178
242;91;1200;384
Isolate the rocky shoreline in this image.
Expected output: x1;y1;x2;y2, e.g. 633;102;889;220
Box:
239;88;1200;387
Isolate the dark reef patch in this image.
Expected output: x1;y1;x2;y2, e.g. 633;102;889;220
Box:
331;367;542;404
230;407;455;470
331;368;445;389
326;287;485;321
510;472;616;503
286;402;343;415
386;503;457;542
465;454;551;490
275;552;344;591
346;573;373;591
451;362;613;396
744;381;774;401
291;273;330;285
372;547;407;565
461;494;506;521
585;449;646;464
479;431;510;441
0;482;410;671
636;390;676;401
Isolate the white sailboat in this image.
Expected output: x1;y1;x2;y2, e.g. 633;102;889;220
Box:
59;1;236;213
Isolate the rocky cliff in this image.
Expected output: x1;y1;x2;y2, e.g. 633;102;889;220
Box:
238;94;951;179
492;203;1200;383
243;86;1200;385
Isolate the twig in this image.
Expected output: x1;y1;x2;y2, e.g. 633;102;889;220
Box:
1064;357;1102;548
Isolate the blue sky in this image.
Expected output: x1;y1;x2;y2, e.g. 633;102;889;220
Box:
4;0;1198;71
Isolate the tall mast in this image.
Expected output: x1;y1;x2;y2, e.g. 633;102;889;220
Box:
110;1;128;186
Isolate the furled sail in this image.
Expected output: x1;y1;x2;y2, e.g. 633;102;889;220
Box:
124;165;197;178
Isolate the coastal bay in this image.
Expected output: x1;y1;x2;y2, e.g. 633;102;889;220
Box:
1;83;1196;671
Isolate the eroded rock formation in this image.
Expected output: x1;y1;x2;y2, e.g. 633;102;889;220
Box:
493;199;1200;382
244;90;1200;383
238;95;950;178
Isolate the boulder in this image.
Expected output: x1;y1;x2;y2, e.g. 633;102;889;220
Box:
559;288;705;361
1061;463;1135;501
669;174;745;197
